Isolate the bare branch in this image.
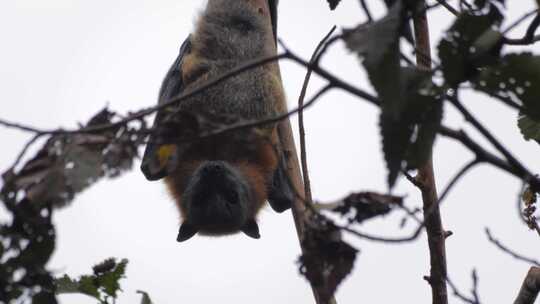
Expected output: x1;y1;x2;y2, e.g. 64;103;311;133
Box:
446;272;481;304
448;95;540;192
413;3;448;304
503;13;540;45
514;267;540;304
503;9;540;34
437;159;480;205
433;0;459;16
358;0;373;22
298;26;337;206
485;228;540;267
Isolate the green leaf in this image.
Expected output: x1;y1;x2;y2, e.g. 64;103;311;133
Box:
93;258;117;275
518;114;540;143
380;111;415;188
95;258;127;298
55;258;128;301
78;275;101;299
32;291;57;304
137;290;154;304
382;79;442;186
344;2;404;118
475;53;540;120
406;97;443;169
438;10;503;86
17;232;55;268
55;275;81;294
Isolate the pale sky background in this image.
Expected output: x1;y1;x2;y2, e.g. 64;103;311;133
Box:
1;1;539;303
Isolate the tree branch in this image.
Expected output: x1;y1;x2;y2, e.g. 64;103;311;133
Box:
447;95;540;191
485;228;540;266
514;267;540;304
503;13;540;45
446;271;481;304
298;26;337;207
413;3;448;304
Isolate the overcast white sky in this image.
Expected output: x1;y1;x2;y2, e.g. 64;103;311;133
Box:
1;1;540;303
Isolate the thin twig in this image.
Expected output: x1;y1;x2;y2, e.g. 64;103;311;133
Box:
358;0;373;22
193;85;333;140
9;134;40;170
403;170;425;190
337;157;480;244
503;13;540;45
485;228;540;267
0;53;287;136
298;26;337;206
434;0;459;16
448;95;535;188
503;9;540;34
446;273;481;304
437;159;480;205
438;127;518;176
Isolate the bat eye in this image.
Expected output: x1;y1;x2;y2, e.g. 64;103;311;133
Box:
230;16;254;33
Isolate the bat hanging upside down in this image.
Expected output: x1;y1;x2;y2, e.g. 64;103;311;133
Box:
140;0;293;242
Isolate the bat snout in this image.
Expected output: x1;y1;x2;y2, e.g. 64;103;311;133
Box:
199;161;228;181
182;160;253;233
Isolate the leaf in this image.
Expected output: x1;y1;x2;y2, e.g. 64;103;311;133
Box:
333;192;403;224
0;106;142;304
344;2;444;187
55;275;82;294
137;290;154;304
94;258;128;298
518;114;540;143
7;107;142;208
380;68;440;187
475;53;540;120
54;258;128;301
380;112;415;187
78;275;101;299
17;231;55;268
406;96;443;169
92;258;117;275
472;29;503;59
344;1;403;117
32;291;57;304
298;218;358;303
438;8;503;86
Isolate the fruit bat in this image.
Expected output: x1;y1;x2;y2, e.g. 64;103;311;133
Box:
140;0;292;242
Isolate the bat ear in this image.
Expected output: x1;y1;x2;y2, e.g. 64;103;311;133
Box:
177;222;198;242
241;220;261;239
267;155;293;213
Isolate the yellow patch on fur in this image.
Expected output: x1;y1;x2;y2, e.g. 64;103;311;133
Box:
157;144;177;167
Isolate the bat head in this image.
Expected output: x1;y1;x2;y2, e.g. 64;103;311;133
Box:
199;0;277;60
177;160;260;242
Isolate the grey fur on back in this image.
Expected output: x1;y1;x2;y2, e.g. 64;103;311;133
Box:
175;0;279;120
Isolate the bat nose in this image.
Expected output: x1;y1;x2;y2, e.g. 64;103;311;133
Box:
201;161;226;177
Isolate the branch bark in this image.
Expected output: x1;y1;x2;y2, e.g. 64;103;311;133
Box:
413;4;449;304
253;1;332;303
514;267;540;304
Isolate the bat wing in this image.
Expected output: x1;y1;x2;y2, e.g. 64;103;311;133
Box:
141;36;192;181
